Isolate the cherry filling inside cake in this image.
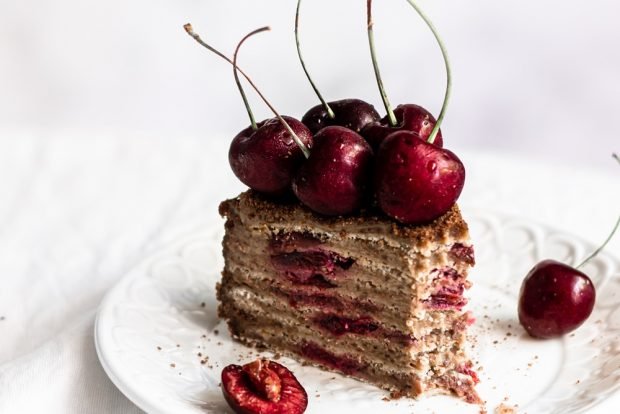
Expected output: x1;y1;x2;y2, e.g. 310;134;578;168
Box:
218;191;481;403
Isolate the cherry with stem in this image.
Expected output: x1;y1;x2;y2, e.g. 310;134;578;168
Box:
184;24;313;195
362;0;451;149
296;0;380;134
184;23;310;158
518;154;620;339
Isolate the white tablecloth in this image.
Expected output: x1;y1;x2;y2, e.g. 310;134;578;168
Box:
0;132;618;413
1;0;619;411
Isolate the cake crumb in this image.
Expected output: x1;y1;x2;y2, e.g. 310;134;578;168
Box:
157;346;162;351
201;334;207;338
170;363;176;368
0;316;5;321
389;391;405;399
494;403;517;414
214;329;220;335
201;302;206;308
273;353;282;360
176;344;181;348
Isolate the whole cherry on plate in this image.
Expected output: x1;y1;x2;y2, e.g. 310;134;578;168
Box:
374;130;465;224
295;0;380;134
518;154;620;339
184;25;313;195
222;359;308;414
292;126;374;216
518;260;596;339
361;0;450;150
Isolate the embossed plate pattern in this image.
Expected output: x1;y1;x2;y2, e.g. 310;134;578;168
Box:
95;211;620;414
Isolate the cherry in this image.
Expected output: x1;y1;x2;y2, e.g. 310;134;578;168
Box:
292;126;374;216
221;359;308;414
184;25;312;195
519;154;620;339
295;0;379;134
518;260;596;339
365;0;451;148
302;99;380;135
361;103;444;150
374;130;465;224
229;117;313;194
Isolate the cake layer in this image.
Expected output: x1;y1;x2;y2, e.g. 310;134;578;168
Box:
225;306;480;403
223;222;473;313
219;282;469;356
217;191;480;403
219;191;471;255
220;268;472;337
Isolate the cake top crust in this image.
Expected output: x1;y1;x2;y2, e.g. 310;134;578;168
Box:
219;191;469;247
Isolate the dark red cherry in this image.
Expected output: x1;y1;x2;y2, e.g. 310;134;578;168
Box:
362;104;444;150
292;126;373;216
229;116;313;195
374;130;464;224
302;99;380;135
518;260;596;339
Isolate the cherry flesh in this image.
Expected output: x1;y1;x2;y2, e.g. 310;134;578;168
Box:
221;359;308;414
374;130;464;224
229;116;313;195
362;104;444;151
292;126;374;216
518;259;596;339
302;99;380;135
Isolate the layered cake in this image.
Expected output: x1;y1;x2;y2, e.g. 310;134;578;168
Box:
218;191;480;403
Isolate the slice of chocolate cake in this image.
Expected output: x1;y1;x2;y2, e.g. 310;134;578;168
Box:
218;190;480;403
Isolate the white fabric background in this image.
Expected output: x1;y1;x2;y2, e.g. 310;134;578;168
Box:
0;0;619;413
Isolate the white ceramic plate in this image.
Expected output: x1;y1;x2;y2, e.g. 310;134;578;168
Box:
95;211;620;414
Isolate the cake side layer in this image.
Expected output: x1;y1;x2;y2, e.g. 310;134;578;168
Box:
219;190;471;254
223;212;473;315
223;306;480;404
221;267;472;338
217;190;480;403
218;281;470;355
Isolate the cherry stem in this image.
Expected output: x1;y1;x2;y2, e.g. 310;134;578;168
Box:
367;0;398;127
184;23;311;158
296;0;335;119
577;216;620;269
577;153;620;269
233;28;267;131
405;0;452;145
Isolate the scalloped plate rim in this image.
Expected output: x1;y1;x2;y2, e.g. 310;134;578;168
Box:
94;209;620;414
